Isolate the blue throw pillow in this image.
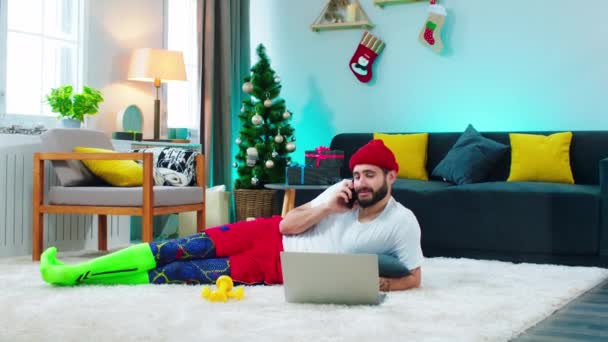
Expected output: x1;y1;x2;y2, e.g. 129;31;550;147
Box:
432;124;509;185
378;254;410;278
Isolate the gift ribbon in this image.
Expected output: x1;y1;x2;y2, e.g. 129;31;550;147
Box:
304;146;344;168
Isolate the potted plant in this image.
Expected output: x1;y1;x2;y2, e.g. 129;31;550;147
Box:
46;85;104;128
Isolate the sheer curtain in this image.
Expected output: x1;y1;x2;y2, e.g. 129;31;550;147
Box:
198;0;250;188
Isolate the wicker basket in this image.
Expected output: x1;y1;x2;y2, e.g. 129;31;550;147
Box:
234;189;277;222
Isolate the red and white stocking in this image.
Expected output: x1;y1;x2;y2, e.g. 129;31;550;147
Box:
419;0;446;54
349;31;385;83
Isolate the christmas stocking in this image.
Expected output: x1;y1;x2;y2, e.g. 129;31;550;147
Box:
349;31;385;83
419;1;447;54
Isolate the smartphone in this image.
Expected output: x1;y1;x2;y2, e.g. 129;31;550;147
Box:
347;181;358;208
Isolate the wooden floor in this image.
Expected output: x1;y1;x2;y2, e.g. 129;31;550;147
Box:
513;277;608;341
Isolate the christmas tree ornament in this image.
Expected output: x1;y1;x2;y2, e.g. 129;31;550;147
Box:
282;111;291;119
274;132;284;143
419;0;446;54
251;176;259;185
235;137;241;145
232;162;238;168
251;113;263;126
242;82;253;93
349;31;385;83
246;147;258;157
286;142;296;152
246;147;259;167
274;76;281;83
241;106;245;113
265;160;275;169
264;99;273;108
271;150;279;158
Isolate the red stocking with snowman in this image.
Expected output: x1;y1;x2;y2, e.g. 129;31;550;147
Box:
349;31;385;83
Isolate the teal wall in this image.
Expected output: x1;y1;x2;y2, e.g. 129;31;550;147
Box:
249;0;608;163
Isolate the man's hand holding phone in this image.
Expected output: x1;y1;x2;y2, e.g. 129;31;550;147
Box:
325;180;357;214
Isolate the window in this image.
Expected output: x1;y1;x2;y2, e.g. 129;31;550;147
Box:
0;0;84;126
165;0;199;130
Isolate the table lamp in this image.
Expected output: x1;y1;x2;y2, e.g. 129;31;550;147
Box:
127;48;187;140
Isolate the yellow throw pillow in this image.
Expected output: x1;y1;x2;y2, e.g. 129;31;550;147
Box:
507;132;574;184
374;132;429;180
73;147;143;187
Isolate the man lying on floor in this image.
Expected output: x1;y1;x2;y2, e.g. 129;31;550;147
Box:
40;139;423;291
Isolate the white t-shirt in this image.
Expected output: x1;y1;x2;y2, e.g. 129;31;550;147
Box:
282;181;424;270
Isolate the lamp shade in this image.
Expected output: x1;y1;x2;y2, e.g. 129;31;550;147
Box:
127;48;187;83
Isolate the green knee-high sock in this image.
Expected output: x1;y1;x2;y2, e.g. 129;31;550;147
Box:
40;244;156;286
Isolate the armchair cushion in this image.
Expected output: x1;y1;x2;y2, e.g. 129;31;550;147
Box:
48;186;204;207
74;147;143;187
40;129;114;186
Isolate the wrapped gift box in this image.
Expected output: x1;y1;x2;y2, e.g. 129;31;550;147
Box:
286;166;341;185
304;147;344;168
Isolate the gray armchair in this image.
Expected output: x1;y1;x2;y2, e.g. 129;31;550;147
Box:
32;128;206;260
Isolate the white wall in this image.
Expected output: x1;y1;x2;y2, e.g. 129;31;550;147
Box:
85;0;164;138
250;0;608;159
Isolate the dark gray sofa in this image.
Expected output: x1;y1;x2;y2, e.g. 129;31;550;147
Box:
294;131;608;267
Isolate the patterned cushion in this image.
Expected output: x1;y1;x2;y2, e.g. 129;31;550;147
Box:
131;147;200;186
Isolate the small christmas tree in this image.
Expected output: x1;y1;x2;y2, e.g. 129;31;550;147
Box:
234;44;296;189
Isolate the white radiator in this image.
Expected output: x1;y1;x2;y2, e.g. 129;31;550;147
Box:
0;136;130;257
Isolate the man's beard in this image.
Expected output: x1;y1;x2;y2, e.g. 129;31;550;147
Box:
356;179;388;208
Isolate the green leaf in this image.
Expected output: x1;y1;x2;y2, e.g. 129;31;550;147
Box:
45;85;104;121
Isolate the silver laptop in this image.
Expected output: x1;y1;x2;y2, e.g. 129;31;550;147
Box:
280;252;384;305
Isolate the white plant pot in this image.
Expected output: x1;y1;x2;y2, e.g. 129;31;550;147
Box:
58;118;82;128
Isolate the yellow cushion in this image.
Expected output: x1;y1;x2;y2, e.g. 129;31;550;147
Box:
374;132;429;180
73;147;143;187
507;132;574;184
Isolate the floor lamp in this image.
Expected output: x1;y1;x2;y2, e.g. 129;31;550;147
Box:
127;48;187;140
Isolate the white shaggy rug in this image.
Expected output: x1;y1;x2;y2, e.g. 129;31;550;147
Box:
0;251;606;342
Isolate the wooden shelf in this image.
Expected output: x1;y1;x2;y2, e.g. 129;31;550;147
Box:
311;20;375;32
374;0;425;8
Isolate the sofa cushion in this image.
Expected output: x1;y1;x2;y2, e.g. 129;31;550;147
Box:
374;132;429;180
392;179;453;192
74;147;143;187
378;254;410;278
508;132;574;184
48;186;204;206
432;124;509;185
409;181;600;255
451;181;599;196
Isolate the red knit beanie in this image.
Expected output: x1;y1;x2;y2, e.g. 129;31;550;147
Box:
349;139;399;172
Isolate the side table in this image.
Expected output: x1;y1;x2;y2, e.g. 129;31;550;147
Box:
264;183;330;216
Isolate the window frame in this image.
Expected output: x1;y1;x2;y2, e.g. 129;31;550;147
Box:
163;0;200;132
0;0;87;128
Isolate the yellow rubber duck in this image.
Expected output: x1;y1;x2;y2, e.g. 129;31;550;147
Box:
201;275;245;302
